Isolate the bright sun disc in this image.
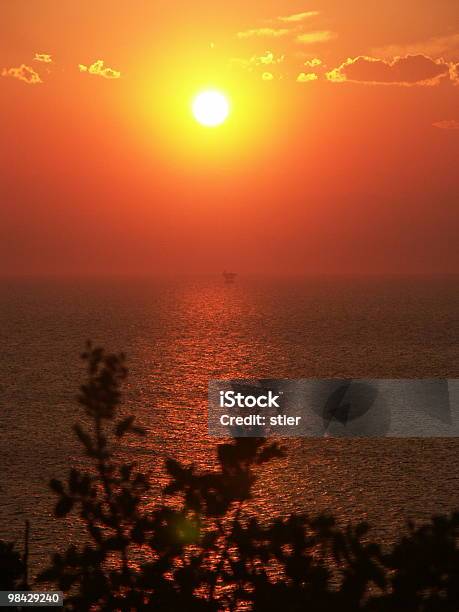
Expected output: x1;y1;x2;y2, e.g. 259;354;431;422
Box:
192;90;229;127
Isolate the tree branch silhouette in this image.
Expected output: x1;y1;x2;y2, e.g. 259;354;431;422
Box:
34;344;458;611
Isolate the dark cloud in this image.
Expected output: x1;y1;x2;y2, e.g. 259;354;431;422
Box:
327;54;452;86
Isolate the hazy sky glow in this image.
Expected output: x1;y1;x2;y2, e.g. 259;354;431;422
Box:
1;1;458;275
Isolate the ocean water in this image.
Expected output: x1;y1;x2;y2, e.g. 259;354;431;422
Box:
0;275;458;574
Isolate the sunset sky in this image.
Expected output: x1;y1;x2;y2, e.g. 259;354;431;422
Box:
1;1;458;275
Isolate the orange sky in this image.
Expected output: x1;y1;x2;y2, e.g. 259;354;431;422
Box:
1;1;458;275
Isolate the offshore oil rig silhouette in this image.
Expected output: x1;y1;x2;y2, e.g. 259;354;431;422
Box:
222;271;237;284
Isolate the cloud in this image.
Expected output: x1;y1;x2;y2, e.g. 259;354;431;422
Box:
326;54;452;86
237;27;290;39
254;51;284;65
78;59;121;79
229;51;284;73
1;64;42;84
296;30;336;44
451;62;459;84
304;58;322;68
277;11;319;23
297;72;318;82
34;53;52;63
432;119;459;130
262;72;274;80
372;34;459;60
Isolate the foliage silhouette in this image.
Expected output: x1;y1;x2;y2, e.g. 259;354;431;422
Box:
38;344;458;611
0;540;26;590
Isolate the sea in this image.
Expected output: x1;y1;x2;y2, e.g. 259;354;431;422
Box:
0;275;458;576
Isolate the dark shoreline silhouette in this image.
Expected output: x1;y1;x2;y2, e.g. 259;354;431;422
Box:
1;344;458;610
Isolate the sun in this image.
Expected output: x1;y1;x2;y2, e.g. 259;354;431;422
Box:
192;90;229;127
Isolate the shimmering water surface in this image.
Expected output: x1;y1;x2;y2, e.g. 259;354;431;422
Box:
0;276;458;572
